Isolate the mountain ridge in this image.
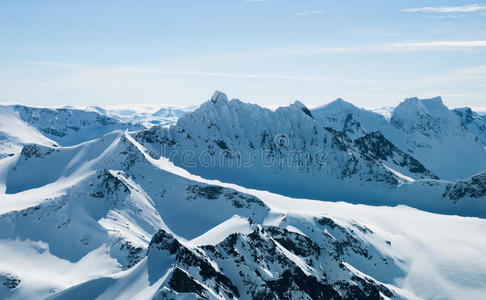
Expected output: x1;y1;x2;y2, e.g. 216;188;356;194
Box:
1;92;486;299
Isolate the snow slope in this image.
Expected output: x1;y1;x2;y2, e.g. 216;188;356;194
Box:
312;97;486;180
9;104;144;146
0;104;144;163
1;93;486;299
134;92;486;213
0;106;57;157
0;131;477;299
135;92;435;201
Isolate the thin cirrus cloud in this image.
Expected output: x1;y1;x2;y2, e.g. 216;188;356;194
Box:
250;40;486;55
276;41;486;53
18;61;401;84
386;40;486;50
403;4;486;13
419;64;486;85
297;10;323;16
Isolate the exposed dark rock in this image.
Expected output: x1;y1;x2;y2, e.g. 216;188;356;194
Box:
301;106;314;119
2;273;21;290
215;139;229;150
168;268;205;298
262;269;340;300
149;230;181;255
443;171;486;201
355;131;438;179
149;229;239;298
187;185;224;200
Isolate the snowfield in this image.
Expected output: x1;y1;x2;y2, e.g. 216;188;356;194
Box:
1;92;486;299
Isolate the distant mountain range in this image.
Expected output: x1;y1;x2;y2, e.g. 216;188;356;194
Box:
1;92;486;299
136;91;486;216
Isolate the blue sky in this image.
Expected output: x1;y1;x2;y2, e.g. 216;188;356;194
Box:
1;0;485;109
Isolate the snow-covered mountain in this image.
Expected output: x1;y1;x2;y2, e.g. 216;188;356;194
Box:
86;104;195;127
311;97;486;180
0;104;144;158
136;92;433;195
2;129;486;299
1;92;486;299
312;98;389;140
453;107;486;144
134;92;486;215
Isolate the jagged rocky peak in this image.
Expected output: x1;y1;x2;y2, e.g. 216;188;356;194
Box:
454;107;474;124
147;228;240;299
148;229;181;254
211;90;229;103
286;100;314;118
144;224;394;300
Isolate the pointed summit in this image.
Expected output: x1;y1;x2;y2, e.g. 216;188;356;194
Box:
288;100;314;118
313;98;357;112
211;90;228;103
291;100;305;107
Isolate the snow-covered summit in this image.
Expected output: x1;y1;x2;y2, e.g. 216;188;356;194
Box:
396;96;445;111
391;96;459;134
311;96;486;180
312;98;388;139
2;93;486;299
314;97;358;111
136;93;476;212
210;90;229;103
286;100;314;118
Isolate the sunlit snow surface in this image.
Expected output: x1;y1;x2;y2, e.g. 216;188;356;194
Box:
0;96;486;299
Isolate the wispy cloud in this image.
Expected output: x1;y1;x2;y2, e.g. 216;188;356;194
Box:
18;61;401;84
258;40;486;55
8;61;486;108
386;40;486;50
297;10;323;16
403;4;486;13
420;64;486;85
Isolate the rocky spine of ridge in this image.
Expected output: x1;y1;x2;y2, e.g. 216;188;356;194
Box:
443;171;486;202
134;91;438;196
146;222;394;299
